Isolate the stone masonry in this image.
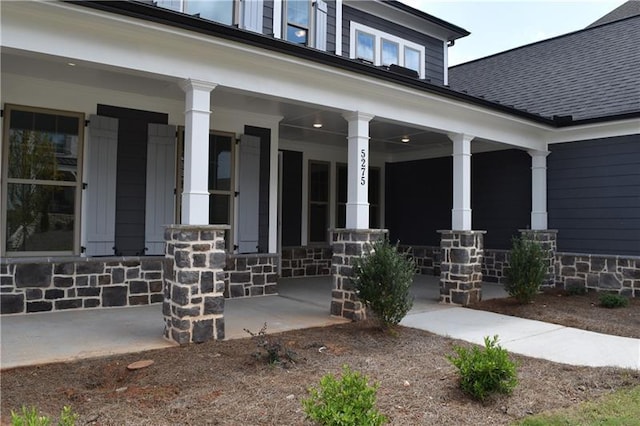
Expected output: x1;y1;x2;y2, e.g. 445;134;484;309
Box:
280;246;332;278
438;230;485;305
0;257;165;315
555;253;640;297
482;249;510;284
519;229;558;287
225;254;279;298
163;225;227;344
330;229;388;320
399;245;441;275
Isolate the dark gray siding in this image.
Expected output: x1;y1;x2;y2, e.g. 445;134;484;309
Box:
548;135;640;255
263;0;273;36
341;6;444;84
326;0;336;53
385;150;531;249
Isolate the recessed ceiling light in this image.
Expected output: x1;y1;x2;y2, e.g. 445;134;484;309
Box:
67;62;76;66
313;123;323;128
401;137;410;143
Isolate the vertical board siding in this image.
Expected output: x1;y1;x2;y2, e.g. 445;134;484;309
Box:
85;115;118;256
341;5;445;85
326;0;336;53
237;135;261;253
548;135;640;255
385;150;531;249
145;124;176;255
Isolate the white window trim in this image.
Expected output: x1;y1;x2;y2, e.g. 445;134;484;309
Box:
349;21;426;78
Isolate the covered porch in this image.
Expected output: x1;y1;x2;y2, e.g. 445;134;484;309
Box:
0;276;508;370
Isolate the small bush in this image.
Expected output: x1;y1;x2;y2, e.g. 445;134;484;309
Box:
505;236;546;304
11;405;77;426
244;322;296;367
302;365;387;426
599;293;629;309
351;238;416;327
447;335;518;401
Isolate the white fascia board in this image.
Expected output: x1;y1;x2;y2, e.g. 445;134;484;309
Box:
546;118;640;144
3;1;547;151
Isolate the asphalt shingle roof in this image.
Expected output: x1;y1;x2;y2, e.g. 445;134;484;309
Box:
448;15;640;121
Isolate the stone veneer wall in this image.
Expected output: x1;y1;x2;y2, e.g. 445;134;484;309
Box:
163;225;227;344
225;254;279;298
280;246;332;278
330;229;388;320
0;257;165;315
555;253;640;297
398;245;441;275
438;230;485;305
482;249;510;284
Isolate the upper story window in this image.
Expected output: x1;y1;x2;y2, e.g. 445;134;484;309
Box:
285;0;311;44
156;0;235;26
350;22;426;78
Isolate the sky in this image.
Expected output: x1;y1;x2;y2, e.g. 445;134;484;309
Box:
402;0;628;65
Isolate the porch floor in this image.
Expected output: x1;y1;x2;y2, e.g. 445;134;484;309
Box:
0;275;505;370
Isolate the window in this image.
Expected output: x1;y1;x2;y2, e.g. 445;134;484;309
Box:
356;31;375;62
336;163;381;229
286;0;311;45
156;0;235;26
350;22;426;78
2;105;84;255
381;39;399;66
308;161;329;243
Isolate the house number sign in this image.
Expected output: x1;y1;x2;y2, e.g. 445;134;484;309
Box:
360;149;367;186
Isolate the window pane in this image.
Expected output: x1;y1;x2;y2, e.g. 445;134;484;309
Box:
336;164;347;203
382;39;399;66
6;183;75;252
309;162;329;202
287;0;309;27
309;203;328;242
209;134;232;191
209;194;230;224
368;168;380;204
405;47;420;73
356;31;375;62
8;128;79;182
186;0;233;25
155;0;182;12
336;204;346;229
286;25;308;44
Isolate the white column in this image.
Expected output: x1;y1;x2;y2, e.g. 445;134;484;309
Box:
449;133;474;231
179;79;217;225
529;150;550;230
342;111;375;229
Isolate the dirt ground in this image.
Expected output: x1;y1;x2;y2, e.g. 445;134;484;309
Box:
470;287;640;339
2;315;639;425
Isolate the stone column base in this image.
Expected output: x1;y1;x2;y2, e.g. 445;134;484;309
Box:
438;230;486;305
330;229;388;320
163;225;228;345
519;229;558;287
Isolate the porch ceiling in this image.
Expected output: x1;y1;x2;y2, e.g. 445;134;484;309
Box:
2;49;506;157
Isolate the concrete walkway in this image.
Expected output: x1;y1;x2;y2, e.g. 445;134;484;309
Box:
1;276;638;370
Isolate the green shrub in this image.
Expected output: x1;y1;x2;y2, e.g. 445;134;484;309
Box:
302;365;387;426
244;322;296;367
11;406;77;426
351;238;416;327
599;293;629;309
447;335;518;401
504;236;546;304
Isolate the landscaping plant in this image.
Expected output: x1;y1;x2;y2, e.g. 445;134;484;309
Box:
447;335;518;401
504;236;547;304
11;405;77;426
244;322;296;367
599;293;629;309
351;238;416;327
302;365;387;426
